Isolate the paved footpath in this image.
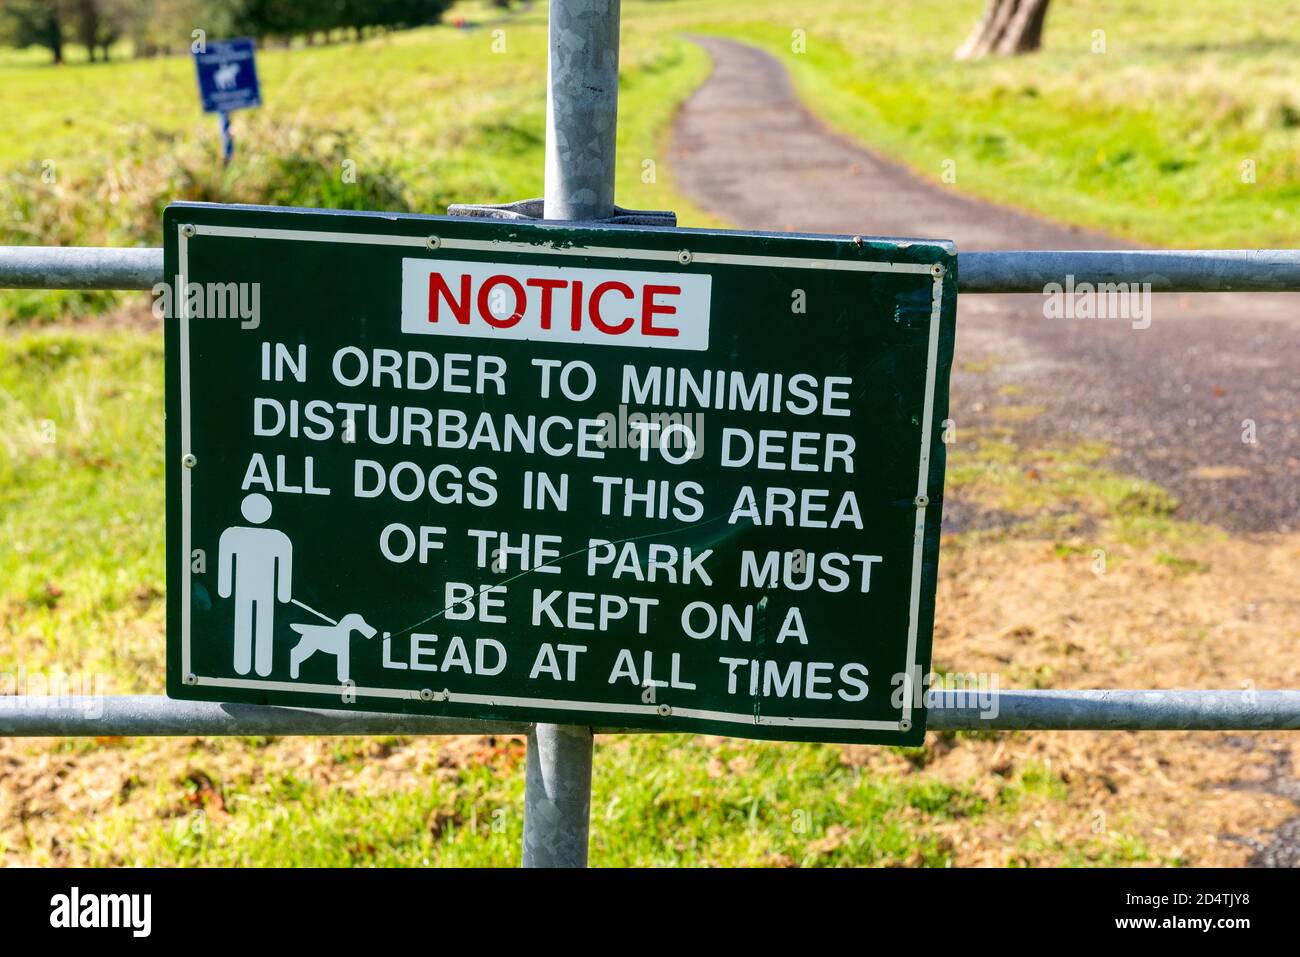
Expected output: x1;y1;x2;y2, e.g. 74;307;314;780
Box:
669;37;1298;534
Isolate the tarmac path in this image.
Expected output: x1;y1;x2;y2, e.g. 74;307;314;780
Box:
669;37;1298;535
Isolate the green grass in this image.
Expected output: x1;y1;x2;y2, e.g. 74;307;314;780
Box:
37;731;1104;867
632;0;1300;248
0;331;164;691
0;3;719;325
6;1;1296;252
1153;551;1210;575
69;736;529;867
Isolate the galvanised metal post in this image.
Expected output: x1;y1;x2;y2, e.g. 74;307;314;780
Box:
521;0;622;868
543;0;621;222
523;723;596;867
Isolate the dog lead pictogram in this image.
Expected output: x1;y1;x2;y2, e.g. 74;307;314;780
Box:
288;606;378;684
219;492;377;683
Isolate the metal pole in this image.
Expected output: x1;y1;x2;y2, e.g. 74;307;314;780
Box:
522;723;596;867
219;111;234;166
3;690;1299;736
0;695;530;736
959;248;1300;294
519;0;622;868
0;246;162;290
543;0;621;222
925;688;1300;731
7;246;1300;294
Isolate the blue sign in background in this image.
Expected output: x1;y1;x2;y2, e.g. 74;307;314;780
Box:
194;38;261;114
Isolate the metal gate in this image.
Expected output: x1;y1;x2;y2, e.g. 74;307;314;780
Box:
1;0;1298;867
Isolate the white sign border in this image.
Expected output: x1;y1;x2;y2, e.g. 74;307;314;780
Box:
176;222;946;735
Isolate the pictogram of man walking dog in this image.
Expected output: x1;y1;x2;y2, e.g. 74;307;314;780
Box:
218;493;377;683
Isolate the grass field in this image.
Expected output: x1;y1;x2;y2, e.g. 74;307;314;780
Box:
2;0;1298;866
642;0;1300;248
0;1;718;323
4;1;1297;263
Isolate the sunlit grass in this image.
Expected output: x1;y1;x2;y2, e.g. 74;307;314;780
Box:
0;3;718;325
21;731;1127;867
630;0;1300;248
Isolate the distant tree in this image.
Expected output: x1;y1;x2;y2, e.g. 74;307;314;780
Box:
318;0;451;41
115;0;203;57
956;0;1051;60
53;0;130;61
0;0;453;61
69;0;101;60
0;0;66;63
223;0;299;41
94;0;138;59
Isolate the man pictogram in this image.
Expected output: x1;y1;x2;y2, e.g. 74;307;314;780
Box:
218;493;292;677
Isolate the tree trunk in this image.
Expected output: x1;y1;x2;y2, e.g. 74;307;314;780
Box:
956;0;1051;60
75;0;100;62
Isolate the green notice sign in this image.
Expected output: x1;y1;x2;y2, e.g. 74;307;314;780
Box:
163;202;956;745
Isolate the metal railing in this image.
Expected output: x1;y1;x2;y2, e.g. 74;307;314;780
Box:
6;245;1300;294
3;690;1299;736
4;239;1298;742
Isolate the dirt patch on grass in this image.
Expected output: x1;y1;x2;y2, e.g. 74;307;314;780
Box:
0;733;527;865
922;531;1300;865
